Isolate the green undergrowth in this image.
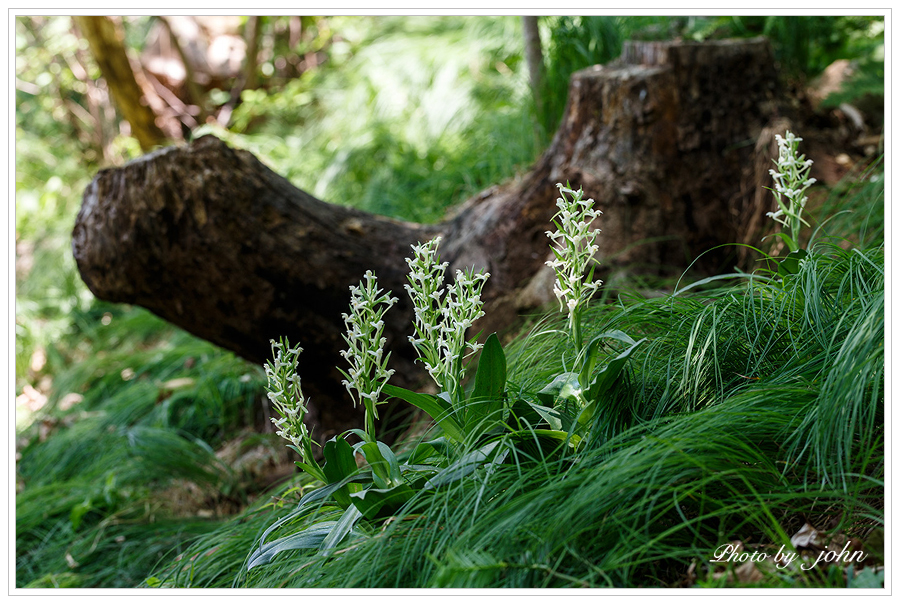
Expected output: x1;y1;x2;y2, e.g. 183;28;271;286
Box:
152;217;884;588
15;16;884;590
197;16;539;224
15;304;268;588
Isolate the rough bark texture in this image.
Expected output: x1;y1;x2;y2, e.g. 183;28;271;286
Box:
73;140;437;438
74;38;786;438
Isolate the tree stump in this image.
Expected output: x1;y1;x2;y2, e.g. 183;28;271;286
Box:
73;38;784;438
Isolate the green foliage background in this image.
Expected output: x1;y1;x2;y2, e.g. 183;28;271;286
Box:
15;14;884;589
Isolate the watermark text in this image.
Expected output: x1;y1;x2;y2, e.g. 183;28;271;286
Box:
710;542;866;571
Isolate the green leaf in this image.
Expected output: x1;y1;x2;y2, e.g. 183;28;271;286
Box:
777;248;809;278
349;483;416;520
423;441;503;489
577;330;637;386
383;384;466;442
585;338;645;402
323;436;361;508
766;231;799;252
465;333;507;434
254;471;375;557
294;461;326;480
847;566;884;588
248;521;339;569
527;401;575;433
70;499;92;531
509;398;542;428
323;437;359;482
408;437;451;465
580;338;646;425
359;441;402;489
537;372;582;408
320;505;364;553
286;443;326;483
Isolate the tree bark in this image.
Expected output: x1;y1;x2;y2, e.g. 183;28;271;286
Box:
73;38;785;438
73;16;176;151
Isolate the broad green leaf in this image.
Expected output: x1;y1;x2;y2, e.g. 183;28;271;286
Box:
376;441;402;483
323;436;361;508
579;338;646;427
465;333;507;434
577;330;638;385
349;483;415;520
778;248;809;277
359;441;402;489
585;338;645;403
527;401;575;433
509;398;542;428
408;437;451;465
323;437;358;481
359;442;390;489
344;428;370;443
537;372;581;408
469;333;506;403
383;384;465;442
248;521;341;569
848;566;884;588
320;505;364;553
423;441;503;489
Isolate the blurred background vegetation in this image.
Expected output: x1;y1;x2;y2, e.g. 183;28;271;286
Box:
14;15;884;587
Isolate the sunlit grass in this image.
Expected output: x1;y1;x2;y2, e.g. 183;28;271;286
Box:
15;15;884;589
156;208;883;588
200;16;538;223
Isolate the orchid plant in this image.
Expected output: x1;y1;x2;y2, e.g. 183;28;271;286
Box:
534;183;645;438
403;236;490;406
545;183;603;350
264;338;324;482
251;184;646;570
766;131;816;253
762;130;819;280
338;270;398;442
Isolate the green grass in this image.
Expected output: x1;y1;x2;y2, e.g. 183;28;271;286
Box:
14;304;272;588
150;186;883;588
17;170;882;588
15;15;884;590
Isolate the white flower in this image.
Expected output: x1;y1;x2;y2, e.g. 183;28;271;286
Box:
545;183;603;319
766;130;814;248
404;237;490;399
339;271;397;426
264;338;313;460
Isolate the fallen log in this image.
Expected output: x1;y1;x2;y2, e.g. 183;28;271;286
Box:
73;38;784;439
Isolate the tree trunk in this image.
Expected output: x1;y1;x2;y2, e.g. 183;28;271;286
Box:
73;16;176;151
522;16;545;127
73;38;785;438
